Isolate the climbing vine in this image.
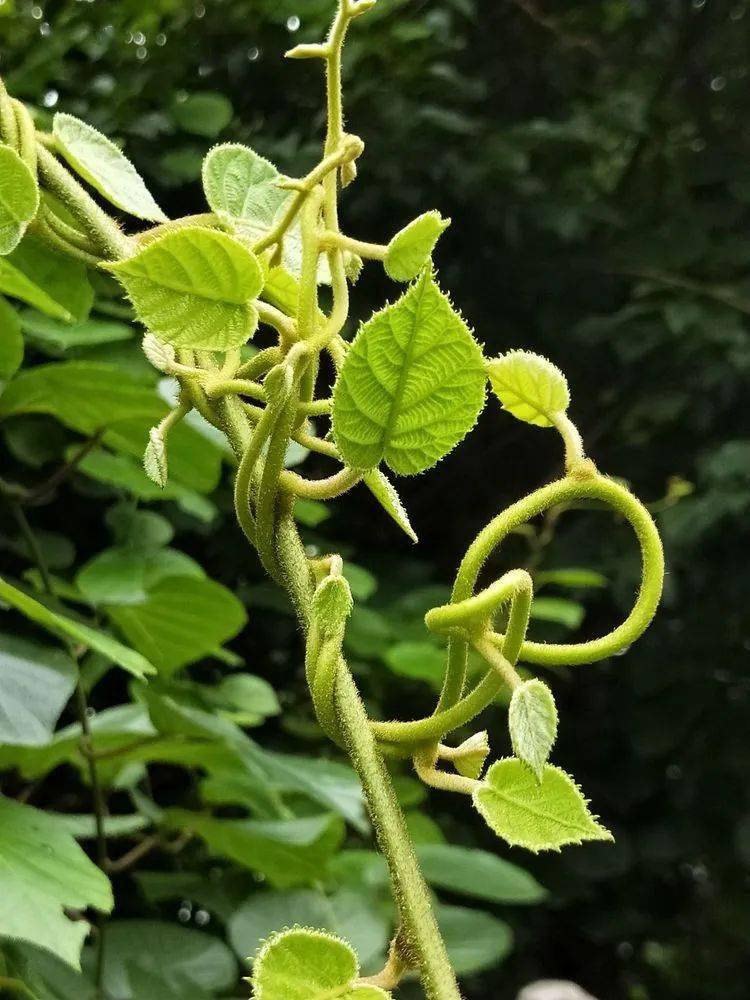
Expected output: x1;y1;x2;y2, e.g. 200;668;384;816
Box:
0;1;663;997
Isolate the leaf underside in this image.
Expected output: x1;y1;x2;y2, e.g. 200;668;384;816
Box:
508;678;558;780
487;350;569;427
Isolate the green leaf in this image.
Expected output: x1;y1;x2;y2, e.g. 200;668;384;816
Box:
530;596;585;629
229;888;389;973
384;211;450;282
164;810;344;888
53;113;167;222
416;843;547;904
0;145;39;255
383;640;444;684
437;904;513;976
143;426;167;486
173;92;234;138
0;576;155;679
214;673;281;724
106;575;247;674
332;270;486;475
106;228;263;350
508;679;559;780
362;469;418;542
487;350;569;427
76;546;203;606
0;296;23;380
20;310;133;353
0;236;93;322
202;142;287;229
0;796;113;968
535;567;607;590
251;927;391;1000
90;919;237;998
473;758;613;852
0;634;77;746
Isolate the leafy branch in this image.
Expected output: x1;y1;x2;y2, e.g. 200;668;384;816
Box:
0;0;665;995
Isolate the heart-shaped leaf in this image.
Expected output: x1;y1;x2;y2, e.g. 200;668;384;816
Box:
332;270;486;475
508;678;558;780
53;112;167;222
0;145;39;255
487;350;569;427
473;758;612;852
384;210;450;282
251;927;391;1000
106;227;263;350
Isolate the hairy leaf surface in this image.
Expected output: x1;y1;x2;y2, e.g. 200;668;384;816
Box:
332;270;486;475
384;210;450;282
0;145;39;255
251;927;391;1000
0;797;113;968
53;112;167;222
107;228;263;350
473;758;612;852
487;350;569;427
508;678;558;780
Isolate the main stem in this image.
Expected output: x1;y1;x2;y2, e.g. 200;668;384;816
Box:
220;397;462;1000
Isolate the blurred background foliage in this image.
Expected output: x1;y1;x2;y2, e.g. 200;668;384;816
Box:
0;0;749;998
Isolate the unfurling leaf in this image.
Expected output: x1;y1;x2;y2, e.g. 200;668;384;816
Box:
487;350;569;427
473;758;612;853
0;145;39;255
451;731;490;780
384;210;450;282
106;228;263;350
362;469;418;542
251;927;391;1000
53;112;167;222
142;332;176;372
0;797;113;968
332;270;486;475
508;679;558;780
144;426;168;487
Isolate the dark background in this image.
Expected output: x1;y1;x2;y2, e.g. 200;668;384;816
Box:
1;1;749;997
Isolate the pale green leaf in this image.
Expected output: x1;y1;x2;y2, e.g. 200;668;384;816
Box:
0;236;93;322
143;426;167;486
106;575;247;674
173;92;234;138
53;112;167;222
106;228;263;350
332;270;486;475
0;296;23;379
0;796;113;968
508;679;559;780
384;210;450;282
536;567;607;589
20;310;133;353
251;927;391;1000
487;350;569;427
383;640;444;684
0;145;39;255
202;142;287;228
0;575;156;679
0;634;77;746
417;843;546;904
91;919;237;998
473;758;613;852
362;469;418;542
165;811;344;889
437;904;513;976
76;546;203;606
229;888;389;973
530;596;585;629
